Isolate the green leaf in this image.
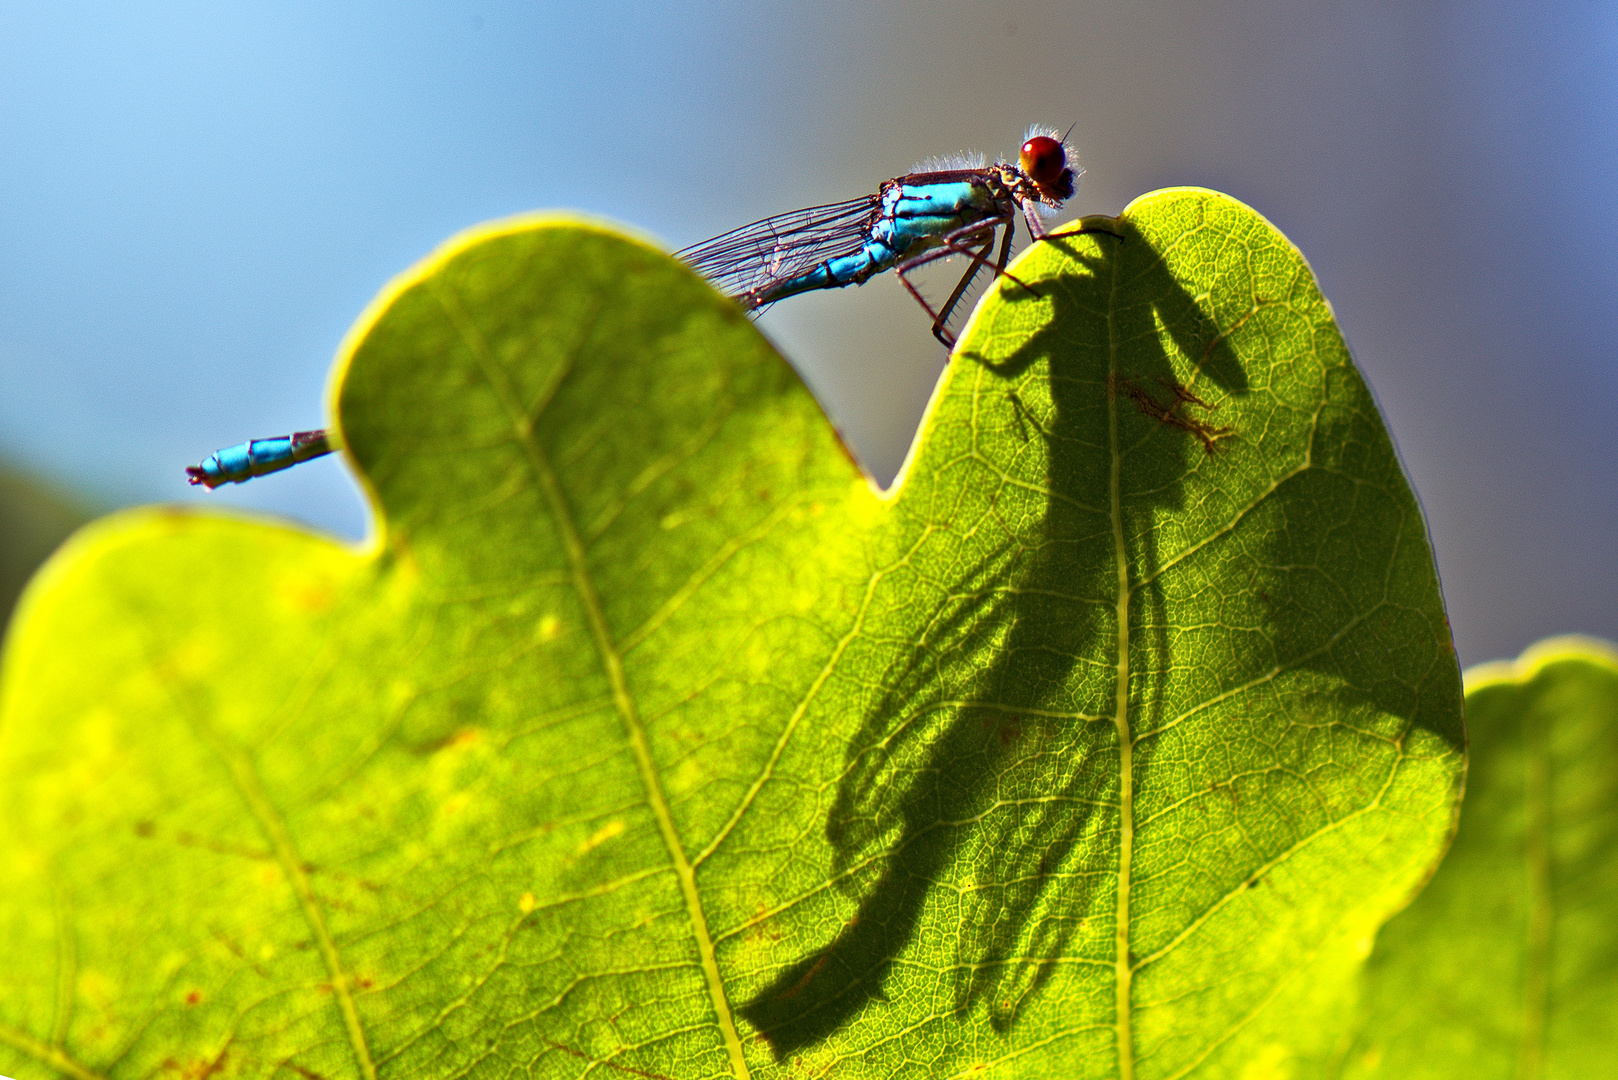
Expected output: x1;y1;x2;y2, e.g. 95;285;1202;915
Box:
1340;636;1618;1079
0;190;1462;1079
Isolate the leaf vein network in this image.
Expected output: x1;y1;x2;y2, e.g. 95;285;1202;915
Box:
170;686;378;1080
1130;739;1415;978
0;1022;108;1080
431;278;751;1078
620;498;810;655
1131;598;1388;746
693;537;922;869
1147;915;1342;1080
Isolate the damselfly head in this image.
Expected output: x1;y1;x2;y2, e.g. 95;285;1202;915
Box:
1019;134;1076;202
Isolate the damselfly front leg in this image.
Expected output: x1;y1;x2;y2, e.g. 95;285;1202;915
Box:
1025;207;1126;247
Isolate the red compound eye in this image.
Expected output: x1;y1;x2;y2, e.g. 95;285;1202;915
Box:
1019;135;1067;189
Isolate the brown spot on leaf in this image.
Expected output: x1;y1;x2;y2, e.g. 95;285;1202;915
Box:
1112;375;1232;453
543;1040;676;1080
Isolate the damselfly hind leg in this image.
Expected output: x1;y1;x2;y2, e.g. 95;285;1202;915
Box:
928;212;1019;344
897;215;1036;347
900;228;994;347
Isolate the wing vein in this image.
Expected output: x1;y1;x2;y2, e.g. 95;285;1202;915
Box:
677;195;881;305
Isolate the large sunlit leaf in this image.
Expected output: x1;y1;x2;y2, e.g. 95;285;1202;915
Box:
0;190;1462;1079
1340;636;1618;1079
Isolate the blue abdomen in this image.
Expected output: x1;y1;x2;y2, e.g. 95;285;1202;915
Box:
755;177;998;305
186;430;333;488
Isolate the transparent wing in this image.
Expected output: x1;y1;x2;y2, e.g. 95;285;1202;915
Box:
675;194;882;309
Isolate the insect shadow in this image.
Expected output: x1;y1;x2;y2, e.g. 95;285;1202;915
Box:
740;219;1254;1055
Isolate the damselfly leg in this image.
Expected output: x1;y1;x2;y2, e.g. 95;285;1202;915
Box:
899;218;1003;346
897;213;1038;347
925;221;1012;345
1032;220;1128;245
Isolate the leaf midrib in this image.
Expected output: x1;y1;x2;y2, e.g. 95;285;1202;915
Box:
1106;237;1137;1080
434;278;751;1078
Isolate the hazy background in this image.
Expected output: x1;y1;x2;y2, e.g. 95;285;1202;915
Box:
2;1;1614;668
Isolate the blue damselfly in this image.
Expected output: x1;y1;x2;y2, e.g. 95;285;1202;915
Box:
188;128;1113;488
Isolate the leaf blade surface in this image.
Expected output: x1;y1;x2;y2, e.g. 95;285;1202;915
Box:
0;192;1463;1079
1341;636;1618;1079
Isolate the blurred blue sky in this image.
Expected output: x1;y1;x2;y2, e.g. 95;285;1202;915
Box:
1;1;1614;667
